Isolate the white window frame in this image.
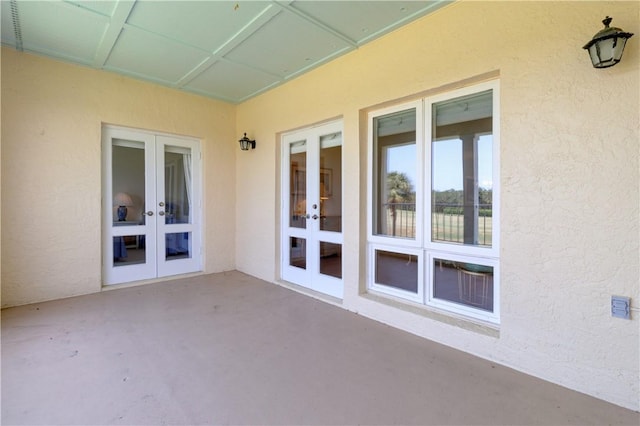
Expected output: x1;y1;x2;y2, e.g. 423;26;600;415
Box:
426;251;500;323
367;80;500;324
367;100;424;249
368;244;424;303
425;80;500;258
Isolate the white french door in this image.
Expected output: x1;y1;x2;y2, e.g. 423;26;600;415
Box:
102;126;201;285
281;120;343;298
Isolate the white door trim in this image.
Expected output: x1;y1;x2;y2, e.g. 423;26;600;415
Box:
280;119;344;298
102;125;202;286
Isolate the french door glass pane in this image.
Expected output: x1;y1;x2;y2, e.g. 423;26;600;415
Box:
165;232;190;260
290;140;307;229
372;109;417;239
319;242;341;278
113;235;145;266
290;237;306;269
112;140;145;225
432;89;492;247
374;249;418;293
433;258;494;312
319;133;341;232
164;146;191;224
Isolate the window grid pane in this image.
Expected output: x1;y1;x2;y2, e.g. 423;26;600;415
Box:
374;250;418;293
372;108;417;240
433;259;494;312
431;90;493;247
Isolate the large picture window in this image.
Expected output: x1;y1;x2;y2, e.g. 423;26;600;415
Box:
368;80;500;323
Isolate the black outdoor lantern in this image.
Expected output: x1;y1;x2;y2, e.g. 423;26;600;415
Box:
238;133;256;151
583;16;634;69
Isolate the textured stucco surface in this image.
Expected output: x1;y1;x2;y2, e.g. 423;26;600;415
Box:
1;0;638;412
235;1;640;410
1;49;237;306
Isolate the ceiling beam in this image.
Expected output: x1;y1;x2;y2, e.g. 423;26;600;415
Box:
93;0;136;68
175;3;282;89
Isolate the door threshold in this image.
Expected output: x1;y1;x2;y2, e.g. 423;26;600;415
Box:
102;271;206;292
274;278;343;307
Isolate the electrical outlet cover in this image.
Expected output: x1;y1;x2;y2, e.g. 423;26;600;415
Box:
611;296;631;320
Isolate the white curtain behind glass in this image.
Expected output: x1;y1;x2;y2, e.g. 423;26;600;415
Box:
182;153;192;207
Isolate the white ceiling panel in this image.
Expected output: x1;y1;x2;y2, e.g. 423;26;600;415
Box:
126;0;271;52
105;26;210;84
1;0;453;103
184;60;280;102
290;1;445;44
1;1;17;46
13;1;109;64
225;9;353;78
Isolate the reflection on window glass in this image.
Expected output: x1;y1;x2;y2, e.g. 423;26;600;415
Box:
375;250;418;293
166;232;190;261
433;259;493;312
290;140;307;229
113;235;145;267
319;133;342;233
373;109;417;239
367;83;499;322
164;147;191;224
290;237;306;269
432;90;492;247
319;242;341;278
112;141;144;224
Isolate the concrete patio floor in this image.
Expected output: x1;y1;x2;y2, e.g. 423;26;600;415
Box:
2;271;639;425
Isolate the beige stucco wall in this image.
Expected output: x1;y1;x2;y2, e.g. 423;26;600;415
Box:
236;1;639;411
1;48;237;306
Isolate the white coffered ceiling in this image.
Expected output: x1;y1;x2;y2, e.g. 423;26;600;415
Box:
1;0;452;103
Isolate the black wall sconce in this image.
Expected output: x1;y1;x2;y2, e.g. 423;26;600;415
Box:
583;16;634;68
238;133;256;151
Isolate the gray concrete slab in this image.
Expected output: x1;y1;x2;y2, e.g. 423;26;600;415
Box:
2;271;639;425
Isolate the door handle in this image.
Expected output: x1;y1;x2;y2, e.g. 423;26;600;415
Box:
312;214;319;220
143;211;154;216
158;211;165;216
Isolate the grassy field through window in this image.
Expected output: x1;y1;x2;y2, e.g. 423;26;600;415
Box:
383;207;492;246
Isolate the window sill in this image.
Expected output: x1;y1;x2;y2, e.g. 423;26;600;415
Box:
361;290;500;338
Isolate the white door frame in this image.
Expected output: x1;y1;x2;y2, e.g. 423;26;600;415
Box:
102;125;201;285
281;119;343;298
